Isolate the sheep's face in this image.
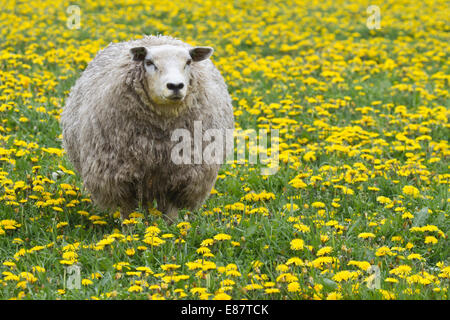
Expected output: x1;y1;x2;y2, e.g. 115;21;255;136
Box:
130;45;213;105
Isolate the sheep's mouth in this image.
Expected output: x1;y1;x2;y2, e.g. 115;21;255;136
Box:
167;94;184;101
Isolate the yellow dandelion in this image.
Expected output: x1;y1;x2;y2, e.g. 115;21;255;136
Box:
402;185;420;198
290;238;304;251
326;292;342;300
128;285;143;293
213;233;232;241
213;292;232;300
81;279;93;286
424;236;438;244
358;232;376;239
389;265;412;277
287;281;301;292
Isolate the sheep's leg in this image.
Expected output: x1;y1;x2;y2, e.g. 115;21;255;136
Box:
119;205;133;220
161;203;179;224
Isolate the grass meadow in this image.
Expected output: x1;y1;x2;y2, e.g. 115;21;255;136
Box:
0;0;449;300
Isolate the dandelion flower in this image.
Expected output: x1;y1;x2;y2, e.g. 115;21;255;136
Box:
128;285;143;293
287;281;300;292
213;292;232;300
402;185;420;198
389;265;412;277
290;238;304;250
326;292;342;300
424;236;438;244
317;246;333;256
213;233;232;241
81;279;93;286
358;232;375;239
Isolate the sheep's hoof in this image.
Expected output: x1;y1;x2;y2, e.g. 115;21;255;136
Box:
119;208;132;220
162;206;179;225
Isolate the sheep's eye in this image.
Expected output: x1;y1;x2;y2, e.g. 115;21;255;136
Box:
186;59;192;66
145;59;155;67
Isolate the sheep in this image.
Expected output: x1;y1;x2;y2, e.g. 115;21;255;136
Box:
60;35;234;222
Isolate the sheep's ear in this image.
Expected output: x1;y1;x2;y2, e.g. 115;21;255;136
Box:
130;47;147;61
189;46;213;62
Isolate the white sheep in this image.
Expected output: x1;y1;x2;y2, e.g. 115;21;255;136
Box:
60;35;234;221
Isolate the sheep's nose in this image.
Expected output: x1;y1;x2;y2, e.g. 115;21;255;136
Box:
167;82;184;91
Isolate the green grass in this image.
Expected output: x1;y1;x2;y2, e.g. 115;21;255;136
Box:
0;0;449;300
